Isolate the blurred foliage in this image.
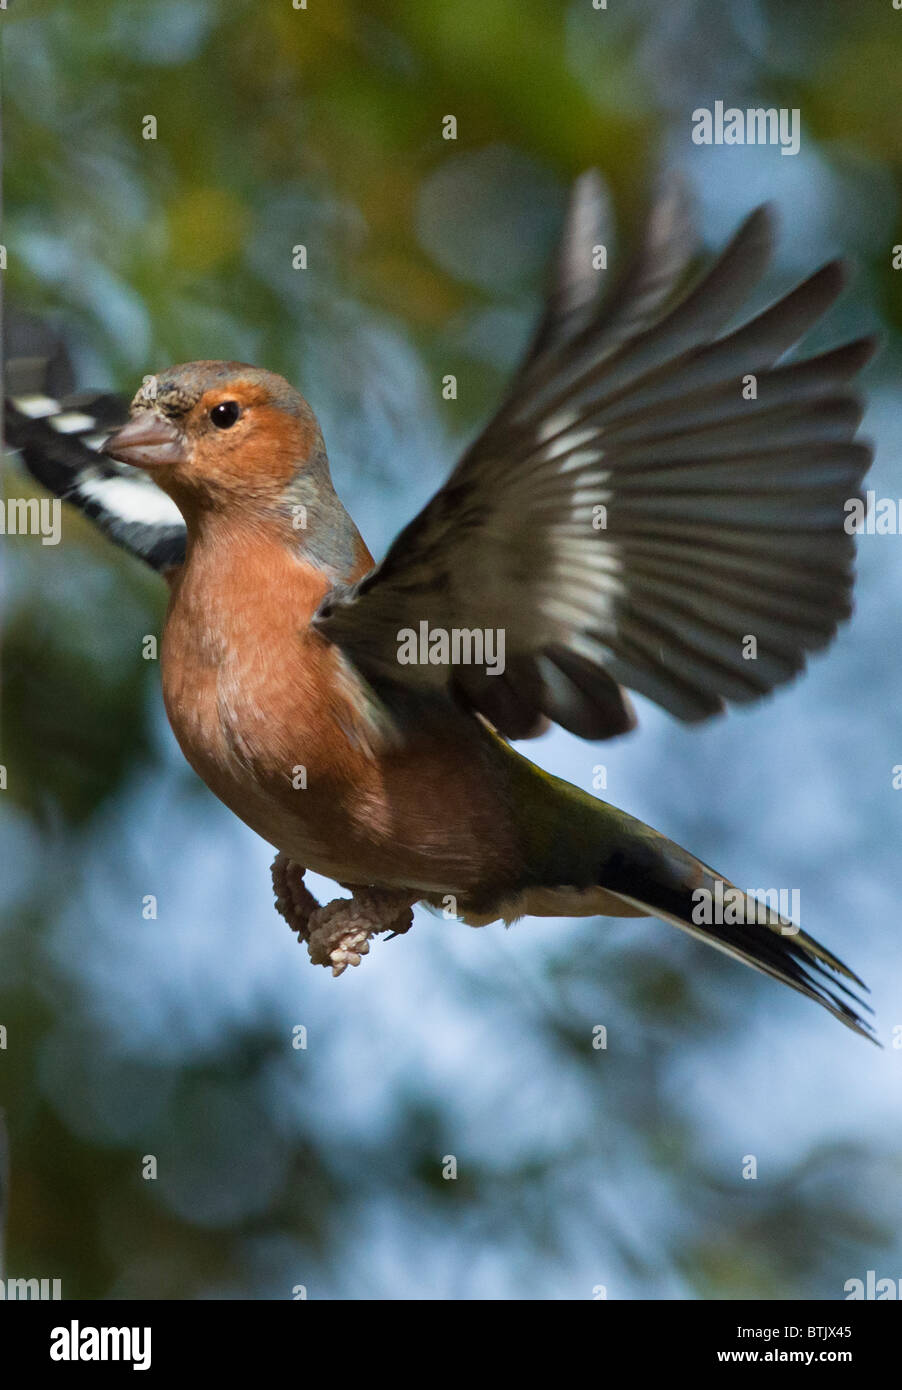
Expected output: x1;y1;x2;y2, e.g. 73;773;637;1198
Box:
2;0;901;1299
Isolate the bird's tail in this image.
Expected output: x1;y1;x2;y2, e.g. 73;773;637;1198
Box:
499;746;876;1041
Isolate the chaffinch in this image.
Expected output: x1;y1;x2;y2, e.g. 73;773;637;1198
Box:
9;174;877;1038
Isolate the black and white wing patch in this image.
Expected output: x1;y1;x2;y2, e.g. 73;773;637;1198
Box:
4;317;186;574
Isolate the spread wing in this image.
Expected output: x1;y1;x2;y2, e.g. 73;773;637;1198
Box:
4;312;186;574
315;173;875;739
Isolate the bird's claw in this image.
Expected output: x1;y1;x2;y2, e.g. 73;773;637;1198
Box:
271;854;417;975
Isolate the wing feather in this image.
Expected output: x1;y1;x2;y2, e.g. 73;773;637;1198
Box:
4;312;187;573
315;178;874;739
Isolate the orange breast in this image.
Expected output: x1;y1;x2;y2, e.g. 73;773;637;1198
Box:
160;518;520;896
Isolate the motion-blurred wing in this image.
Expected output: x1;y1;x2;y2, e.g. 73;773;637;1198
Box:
4;313;186;573
316;176;875;740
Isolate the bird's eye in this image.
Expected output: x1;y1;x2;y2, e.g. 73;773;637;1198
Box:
210;401;241;429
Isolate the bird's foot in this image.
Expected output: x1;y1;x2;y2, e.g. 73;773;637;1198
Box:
306;887;418;976
270;854;417;977
272;852;321;938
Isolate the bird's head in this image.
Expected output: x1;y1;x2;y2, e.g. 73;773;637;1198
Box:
102;361;328;524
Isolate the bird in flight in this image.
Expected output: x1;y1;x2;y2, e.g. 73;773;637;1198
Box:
6;173;877;1039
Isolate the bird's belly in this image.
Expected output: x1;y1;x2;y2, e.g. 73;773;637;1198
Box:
158;536;499;891
161;647;515;897
172;728;503;897
162;667;364;871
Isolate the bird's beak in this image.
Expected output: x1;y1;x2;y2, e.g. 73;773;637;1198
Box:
102;412;185;469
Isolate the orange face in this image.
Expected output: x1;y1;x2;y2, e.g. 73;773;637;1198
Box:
103;363;323;518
